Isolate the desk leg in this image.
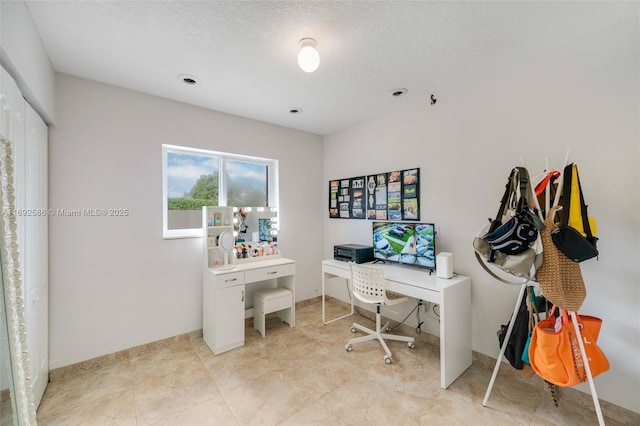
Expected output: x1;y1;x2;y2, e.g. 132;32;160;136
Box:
322;272;354;325
440;279;472;389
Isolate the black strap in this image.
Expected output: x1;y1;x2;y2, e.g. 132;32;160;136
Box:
560;164;572;227
516;166;538;211
490;168;517;233
516;166;528;205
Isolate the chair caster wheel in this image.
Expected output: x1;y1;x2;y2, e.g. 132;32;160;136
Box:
384;355;392;364
345;344;353;352
407;342;415;349
350;327;357;333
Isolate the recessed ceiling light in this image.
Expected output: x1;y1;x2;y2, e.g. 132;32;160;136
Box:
289;107;302;114
390;88;408;97
178;74;198;85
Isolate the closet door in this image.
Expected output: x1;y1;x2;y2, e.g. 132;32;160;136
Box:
1;67;22;140
1;68;26;286
24;104;48;405
1;66;49;406
2;74;27;335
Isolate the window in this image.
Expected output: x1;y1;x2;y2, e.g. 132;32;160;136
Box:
162;145;278;238
226;159;268;206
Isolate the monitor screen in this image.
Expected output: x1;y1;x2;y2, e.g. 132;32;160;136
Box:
372;222;436;268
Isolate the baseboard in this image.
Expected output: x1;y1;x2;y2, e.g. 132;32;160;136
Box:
49;329;202;382
50;296;323;382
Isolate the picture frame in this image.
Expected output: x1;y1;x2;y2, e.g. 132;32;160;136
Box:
330;168;419;220
328;176;366;219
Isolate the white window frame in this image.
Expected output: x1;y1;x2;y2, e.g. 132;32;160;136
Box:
162;144;278;239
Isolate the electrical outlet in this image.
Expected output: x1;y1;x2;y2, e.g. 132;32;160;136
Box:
435;226;441;239
426;302;440;320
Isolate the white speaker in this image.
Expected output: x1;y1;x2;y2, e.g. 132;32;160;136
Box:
436;252;453;279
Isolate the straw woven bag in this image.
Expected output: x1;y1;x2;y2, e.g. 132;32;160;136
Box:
536;206;586;311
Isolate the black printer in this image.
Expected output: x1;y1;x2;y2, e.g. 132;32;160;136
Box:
333;244;374;263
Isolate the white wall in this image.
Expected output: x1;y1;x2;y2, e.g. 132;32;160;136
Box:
49;74;324;369
323;19;639;413
7;0;638;413
0;0;55;124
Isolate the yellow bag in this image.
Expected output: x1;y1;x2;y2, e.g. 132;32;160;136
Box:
566;164;597;238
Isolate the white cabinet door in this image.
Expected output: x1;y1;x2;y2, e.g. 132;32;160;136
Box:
215;284;245;353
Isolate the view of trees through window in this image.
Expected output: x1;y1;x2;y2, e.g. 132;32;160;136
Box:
163;146;271;236
166;151;218;230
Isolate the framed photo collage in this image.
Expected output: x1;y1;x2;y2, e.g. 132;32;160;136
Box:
328;168;420;220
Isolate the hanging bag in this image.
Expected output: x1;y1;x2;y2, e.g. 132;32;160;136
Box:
536;205;586;311
551;164;598;262
534;170;560;219
483;197;538;255
528;307;609;387
496;290;529;370
473;167;544;281
521;286;546;364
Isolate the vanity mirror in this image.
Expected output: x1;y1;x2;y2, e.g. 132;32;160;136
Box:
233;207;280;262
217;231;236;270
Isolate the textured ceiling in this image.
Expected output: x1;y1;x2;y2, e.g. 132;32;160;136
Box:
25;1;639;135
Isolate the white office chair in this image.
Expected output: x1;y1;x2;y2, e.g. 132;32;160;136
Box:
345;263;415;364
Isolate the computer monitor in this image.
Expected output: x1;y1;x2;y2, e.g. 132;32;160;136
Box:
372;221;436;268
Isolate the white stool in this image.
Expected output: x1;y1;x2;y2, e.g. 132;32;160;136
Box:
254;287;294;337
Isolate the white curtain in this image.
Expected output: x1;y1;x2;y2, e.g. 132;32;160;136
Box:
0;135;36;425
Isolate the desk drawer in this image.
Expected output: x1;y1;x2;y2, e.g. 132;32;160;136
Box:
245;263;295;283
216;272;245;288
323;263;349;278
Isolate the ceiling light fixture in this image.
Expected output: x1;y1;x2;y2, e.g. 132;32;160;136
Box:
298;38;320;73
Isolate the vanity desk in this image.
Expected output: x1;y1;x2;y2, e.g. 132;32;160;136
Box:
203;257;295;355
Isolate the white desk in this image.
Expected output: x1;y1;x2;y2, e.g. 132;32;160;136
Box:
321;259;471;389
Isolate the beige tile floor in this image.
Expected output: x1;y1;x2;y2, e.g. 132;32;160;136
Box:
36;299;638;426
